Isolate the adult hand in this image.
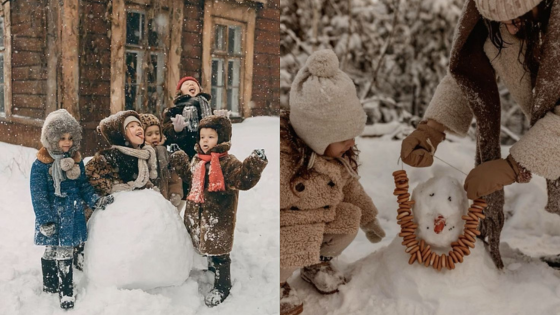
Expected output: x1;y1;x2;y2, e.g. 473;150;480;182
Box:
95;195;115;210
362;218;385;243
463;155;520;199
400;120;446;167
40;222;56;237
171;115;188;133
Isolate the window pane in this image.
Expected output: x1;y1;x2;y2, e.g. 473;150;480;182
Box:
0;18;4;49
126;12;143;45
212;87;223;110
211;58;224;86
227;88;239;115
228;25;241;55
227;59;240;87
147;85;157;114
148;54;158;84
214;25;226;51
0;54;4;84
148;14;168;47
125;52;138;110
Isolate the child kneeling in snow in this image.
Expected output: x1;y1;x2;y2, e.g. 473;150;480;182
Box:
86;110;160;196
139;113;188;212
280;50;386;315
183;115;267;307
31;109;114;309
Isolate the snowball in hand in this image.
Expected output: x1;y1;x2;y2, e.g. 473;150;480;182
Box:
84;190;193;290
411;176;469;250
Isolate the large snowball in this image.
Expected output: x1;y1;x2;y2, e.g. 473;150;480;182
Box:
411;176;469;251
84;190;193;290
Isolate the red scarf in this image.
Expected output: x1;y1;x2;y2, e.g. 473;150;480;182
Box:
187;152;228;203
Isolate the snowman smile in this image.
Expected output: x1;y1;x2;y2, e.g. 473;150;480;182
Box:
434;215;446;234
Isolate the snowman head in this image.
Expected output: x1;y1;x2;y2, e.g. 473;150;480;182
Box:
411;176;469;250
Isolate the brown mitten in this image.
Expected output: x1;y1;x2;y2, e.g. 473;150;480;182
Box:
464;155;524;200
400;120;446;167
361;218;386;243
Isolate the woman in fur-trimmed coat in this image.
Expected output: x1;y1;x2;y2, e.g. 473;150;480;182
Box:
400;0;560;269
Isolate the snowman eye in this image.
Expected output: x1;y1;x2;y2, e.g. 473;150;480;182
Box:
429;193;435;197
448;196;452;202
426;227;429;229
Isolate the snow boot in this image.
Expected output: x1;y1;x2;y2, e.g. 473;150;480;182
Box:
73;244;85;271
41;258;59;293
280;282;303;315
204;255;231;307
300;258;346;294
57;259;74;309
541;254;560;269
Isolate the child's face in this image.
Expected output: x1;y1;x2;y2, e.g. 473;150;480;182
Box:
125;121;145;148
58;133;73;153
324;138;355;158
180;80;200;97
144;125;161;147
199;128;218;154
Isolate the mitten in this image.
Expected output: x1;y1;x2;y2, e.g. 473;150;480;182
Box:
361;218;385;243
60;158;75;171
171;114;188;132
401;120;446;167
95;195;115;210
253;149;267;161
40;222;56;237
170;193;182;207
463;155;523;199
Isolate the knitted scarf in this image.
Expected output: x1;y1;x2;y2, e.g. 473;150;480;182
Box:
110;145;158;193
187;152;228;203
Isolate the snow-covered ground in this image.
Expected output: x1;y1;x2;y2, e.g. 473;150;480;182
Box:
290;135;560;315
0;116;279;315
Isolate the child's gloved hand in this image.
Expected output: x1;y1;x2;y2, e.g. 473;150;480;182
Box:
40;222;56;237
171;114;188;132
361;218;385;243
95;195;115;210
253;149;267;161
170;193;182;207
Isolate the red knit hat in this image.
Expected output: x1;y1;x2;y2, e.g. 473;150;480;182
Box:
176;76;201;91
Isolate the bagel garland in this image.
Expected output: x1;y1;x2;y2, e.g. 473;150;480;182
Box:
392;170;487;271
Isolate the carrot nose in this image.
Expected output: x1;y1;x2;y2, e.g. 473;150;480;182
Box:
434;215;446;234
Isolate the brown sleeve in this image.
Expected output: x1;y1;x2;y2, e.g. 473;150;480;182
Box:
169;150;191;183
85;154;116;196
342;178;379;228
224;154;268;191
168;170;183;198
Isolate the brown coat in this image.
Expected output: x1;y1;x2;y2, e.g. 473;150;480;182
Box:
183;142;268;256
280;113;379;268
152;145;184;200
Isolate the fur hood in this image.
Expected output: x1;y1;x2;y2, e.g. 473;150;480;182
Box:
199;115;232;145
98;110;141;147
40;109;82;155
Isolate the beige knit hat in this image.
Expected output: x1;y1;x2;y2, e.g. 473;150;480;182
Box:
475;0;542;21
289;49;366;155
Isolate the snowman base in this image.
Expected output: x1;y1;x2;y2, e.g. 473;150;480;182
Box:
392;170;487;272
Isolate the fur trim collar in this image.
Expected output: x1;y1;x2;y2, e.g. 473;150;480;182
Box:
37;147;82;164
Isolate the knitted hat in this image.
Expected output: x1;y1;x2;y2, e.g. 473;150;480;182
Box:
198;115;232;144
41;109;82;155
98;110;142;146
139;113;162;141
289;49;366;155
475;0;542;21
176;76;201;92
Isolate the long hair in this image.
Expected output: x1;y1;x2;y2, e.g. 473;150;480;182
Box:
281;111;360;192
484;0;553;83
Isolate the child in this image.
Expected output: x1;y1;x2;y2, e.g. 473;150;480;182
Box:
139;113;188;211
86;110;159;196
280;50;385;315
30;109;113;309
182;115;267;307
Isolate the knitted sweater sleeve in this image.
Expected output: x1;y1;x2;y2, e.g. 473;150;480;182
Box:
423;74;473;136
342;178;379;228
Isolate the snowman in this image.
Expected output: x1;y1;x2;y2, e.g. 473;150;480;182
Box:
411;176;469;252
84;190;194;290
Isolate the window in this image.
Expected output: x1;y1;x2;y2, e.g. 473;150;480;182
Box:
211;23;244;117
124;10;167;115
0;17;5;116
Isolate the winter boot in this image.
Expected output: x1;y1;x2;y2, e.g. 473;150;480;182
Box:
57;259;74;309
41;258;59;293
73;244;85;271
280;282;303;315
204;255;232;307
300;258;346;294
